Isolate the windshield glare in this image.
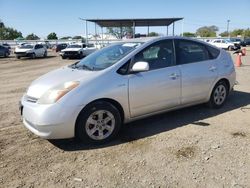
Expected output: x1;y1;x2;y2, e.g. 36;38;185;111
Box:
19;45;34;49
72;42;142;70
68;44;82;48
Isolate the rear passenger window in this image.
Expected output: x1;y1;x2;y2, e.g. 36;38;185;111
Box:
175;40;210;65
206;45;220;59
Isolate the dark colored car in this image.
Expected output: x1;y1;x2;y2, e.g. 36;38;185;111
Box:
53;43;68;52
241;38;250;47
0;45;10;57
2;43;11;50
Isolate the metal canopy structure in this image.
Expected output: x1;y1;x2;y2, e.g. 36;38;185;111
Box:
86;18;183;28
80;17;183;43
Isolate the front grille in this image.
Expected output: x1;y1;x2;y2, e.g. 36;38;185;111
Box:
15;52;26;55
64;51;78;55
25;95;38;103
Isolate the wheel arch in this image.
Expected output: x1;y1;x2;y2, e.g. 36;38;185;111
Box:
74;98;125;139
75;98;125;134
208;78;230;100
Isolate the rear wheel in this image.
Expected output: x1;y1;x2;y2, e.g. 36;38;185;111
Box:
75;101;121;144
16;56;20;59
4;52;9;57
208;81;228;108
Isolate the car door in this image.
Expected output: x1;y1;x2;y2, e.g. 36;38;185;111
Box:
174;39;218;105
0;46;4;56
128;39;181;118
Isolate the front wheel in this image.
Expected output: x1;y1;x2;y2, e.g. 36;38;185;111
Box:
31;53;36;59
208;81;228;108
228;46;234;51
43;51;47;57
75;101;121;144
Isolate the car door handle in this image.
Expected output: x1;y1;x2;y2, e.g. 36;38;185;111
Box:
209;66;217;72
169;73;179;80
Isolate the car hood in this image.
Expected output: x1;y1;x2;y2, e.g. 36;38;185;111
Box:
15;48;33;52
61;48;81;52
26;66;99;99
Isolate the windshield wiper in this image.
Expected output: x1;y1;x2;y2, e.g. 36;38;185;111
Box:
77;64;92;71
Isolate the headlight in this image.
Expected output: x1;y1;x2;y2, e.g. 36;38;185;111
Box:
37;81;80;104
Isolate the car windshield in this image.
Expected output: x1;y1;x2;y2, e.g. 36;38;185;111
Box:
67;44;82;48
70;42;142;71
19;44;34;49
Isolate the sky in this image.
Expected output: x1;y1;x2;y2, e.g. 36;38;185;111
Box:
0;0;250;39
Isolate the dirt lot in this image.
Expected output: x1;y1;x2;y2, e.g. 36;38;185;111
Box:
0;50;250;188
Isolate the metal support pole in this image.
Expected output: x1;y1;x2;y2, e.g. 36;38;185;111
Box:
120;26;123;39
167;26;169;36
85;20;88;44
95;22;97;45
133;21;135;38
172;22;175;36
181;19;184;36
101;27;104;47
147;25;149;36
227;20;230;37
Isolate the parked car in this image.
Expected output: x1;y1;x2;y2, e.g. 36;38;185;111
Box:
0;45;10;57
52;43;68;52
209;39;240;51
240;38;250;47
14;44;47;59
20;37;236;143
1;43;11;50
60;43;97;59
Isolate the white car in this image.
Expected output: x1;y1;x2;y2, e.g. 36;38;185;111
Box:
14;44;47;59
60;43;97;59
20;37;236;144
209;39;237;51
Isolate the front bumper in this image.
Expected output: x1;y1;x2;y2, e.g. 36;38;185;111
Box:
15;52;33;57
60;52;81;58
20;96;84;139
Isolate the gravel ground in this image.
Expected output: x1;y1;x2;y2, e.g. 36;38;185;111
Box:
0;50;250;188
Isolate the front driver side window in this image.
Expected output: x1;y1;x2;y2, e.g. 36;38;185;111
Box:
133;40;174;71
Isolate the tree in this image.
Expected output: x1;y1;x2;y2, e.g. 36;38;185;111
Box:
60;36;71;40
148;32;159;37
0;27;23;40
107;27;133;38
244;28;250;37
72;35;82;39
196;25;218;37
26;33;40;40
219;31;229;37
183;32;196;37
230;29;244;37
47;32;58;40
0;19;4;28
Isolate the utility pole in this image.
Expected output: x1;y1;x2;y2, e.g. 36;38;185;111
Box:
227;20;230;37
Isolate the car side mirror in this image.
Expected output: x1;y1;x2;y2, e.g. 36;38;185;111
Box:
131;61;149;73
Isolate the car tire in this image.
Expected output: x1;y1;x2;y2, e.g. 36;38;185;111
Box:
31;53;36;59
228;46;233;51
4;52;9;58
62;56;66;59
208;81;228;109
75;101;122;144
16;56;20;59
43;51;47;57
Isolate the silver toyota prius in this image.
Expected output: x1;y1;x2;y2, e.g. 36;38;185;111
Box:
20;37;236;143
